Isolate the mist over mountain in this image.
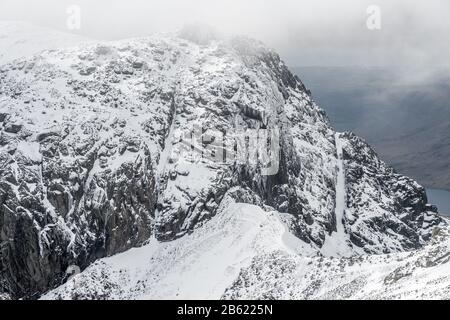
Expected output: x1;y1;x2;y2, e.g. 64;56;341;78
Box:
0;21;89;65
294;66;450;191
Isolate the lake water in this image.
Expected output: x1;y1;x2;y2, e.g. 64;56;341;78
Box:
427;188;450;216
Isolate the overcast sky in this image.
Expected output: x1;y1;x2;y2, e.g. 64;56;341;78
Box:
0;0;449;67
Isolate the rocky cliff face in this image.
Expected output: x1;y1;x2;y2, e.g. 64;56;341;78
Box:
0;31;444;299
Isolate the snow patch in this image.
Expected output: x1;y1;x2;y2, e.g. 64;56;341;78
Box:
321;133;354;257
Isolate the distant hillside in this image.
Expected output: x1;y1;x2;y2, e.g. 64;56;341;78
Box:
294;66;450;190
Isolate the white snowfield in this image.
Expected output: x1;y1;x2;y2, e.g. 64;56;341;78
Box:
43;194;450;300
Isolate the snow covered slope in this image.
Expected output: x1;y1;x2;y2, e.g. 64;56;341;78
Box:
42;191;315;300
43;196;450;300
0;24;445;299
223;225;450;300
0;21;89;65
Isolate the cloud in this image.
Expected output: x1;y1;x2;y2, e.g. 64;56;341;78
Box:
0;0;449;67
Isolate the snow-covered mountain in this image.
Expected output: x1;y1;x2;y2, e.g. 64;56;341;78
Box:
0;24;447;300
